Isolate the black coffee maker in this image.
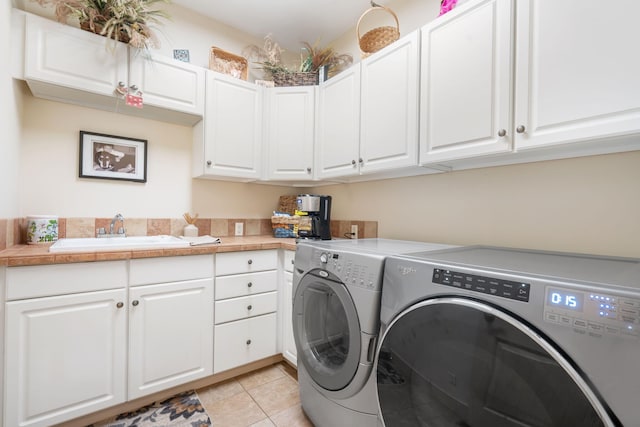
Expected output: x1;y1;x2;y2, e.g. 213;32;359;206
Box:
296;194;332;240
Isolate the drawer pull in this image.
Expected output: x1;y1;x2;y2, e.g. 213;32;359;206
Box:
116;302;124;309
246;339;252;345
132;300;139;307
247;282;253;288
247;259;253;265
247;305;253;310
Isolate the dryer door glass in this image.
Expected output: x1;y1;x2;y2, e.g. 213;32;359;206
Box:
376;298;614;427
293;273;361;391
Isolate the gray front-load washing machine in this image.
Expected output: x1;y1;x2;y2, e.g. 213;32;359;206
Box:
376;246;640;426
292;239;455;427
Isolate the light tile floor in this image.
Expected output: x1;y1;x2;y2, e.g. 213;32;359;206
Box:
197;363;314;427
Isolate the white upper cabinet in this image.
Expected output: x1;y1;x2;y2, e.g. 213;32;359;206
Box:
360;30;420;174
128;51;205;121
513;0;640;151
419;0;640;169
24;13;128;100
419;0;513;164
315;66;361;180
19;11;204;125
193;71;263;181
264;86;316;181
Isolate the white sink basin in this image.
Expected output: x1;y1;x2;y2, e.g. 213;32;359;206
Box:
49;235;191;253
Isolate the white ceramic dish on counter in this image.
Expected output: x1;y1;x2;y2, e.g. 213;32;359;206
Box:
49;235;191;253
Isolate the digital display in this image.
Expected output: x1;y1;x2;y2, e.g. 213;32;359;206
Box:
546;288;584;312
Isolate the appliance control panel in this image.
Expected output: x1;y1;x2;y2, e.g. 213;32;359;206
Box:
432;268;531;302
544;286;640;339
313;249;382;290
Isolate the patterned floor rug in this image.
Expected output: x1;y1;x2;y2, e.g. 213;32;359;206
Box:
90;390;211;427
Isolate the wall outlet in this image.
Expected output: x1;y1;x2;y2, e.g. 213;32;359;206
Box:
351;224;358;239
235;222;244;236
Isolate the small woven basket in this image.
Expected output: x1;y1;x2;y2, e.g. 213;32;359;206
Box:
271;215;299;238
357;6;400;58
209;47;248;80
277;195;298;215
272;71;318;87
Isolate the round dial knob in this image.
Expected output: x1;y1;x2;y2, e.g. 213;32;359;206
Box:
319;253;328;264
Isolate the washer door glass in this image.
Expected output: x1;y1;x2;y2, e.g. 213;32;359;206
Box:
293;272;361;391
377;298;614;427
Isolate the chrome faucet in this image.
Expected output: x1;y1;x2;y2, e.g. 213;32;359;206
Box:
110;213;126;237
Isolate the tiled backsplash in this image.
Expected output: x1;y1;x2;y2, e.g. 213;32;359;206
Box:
0;217;378;249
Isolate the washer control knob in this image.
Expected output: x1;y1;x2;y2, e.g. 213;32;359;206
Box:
319;253;328;264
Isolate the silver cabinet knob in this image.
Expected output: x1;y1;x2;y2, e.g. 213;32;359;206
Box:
129;84;138;92
498;129;507;137
351;160;357;166
358;158;363;164
516;125;526;133
247;282;253;288
132;300;139;306
247;259;253;265
206;160;212;166
306;167;311;174
116;302;124;309
247;305;253;310
246;339;252;345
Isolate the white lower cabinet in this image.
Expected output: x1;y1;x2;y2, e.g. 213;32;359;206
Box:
282;250;297;366
214;313;278;373
3;255;214;427
128;278;214;400
214;250;278;373
4;262;128;427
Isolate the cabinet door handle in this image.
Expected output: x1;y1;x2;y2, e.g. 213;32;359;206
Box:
498;129;507;137
206;160;212;167
306;167;312;174
358;158;363;164
132;300;139;306
351;160;356;166
247;305;253;310
516;125;526;133
247;282;253;288
247;259;253;265
116;302;124;309
246;339;252;345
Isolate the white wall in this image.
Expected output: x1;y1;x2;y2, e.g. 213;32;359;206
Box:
1;4;22;218
313;150;640;258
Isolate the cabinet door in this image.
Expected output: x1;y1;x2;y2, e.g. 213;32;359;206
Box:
24;14;128;98
282;271;297;366
5;289;127;427
419;0;513;164
214;313;277;373
128;279;214;399
514;0;640;151
265;86;315;180
195;71;262;180
360;31;420;174
129;52;205;121
316;67;361;179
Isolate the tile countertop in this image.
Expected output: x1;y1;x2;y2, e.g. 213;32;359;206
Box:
0;236;298;267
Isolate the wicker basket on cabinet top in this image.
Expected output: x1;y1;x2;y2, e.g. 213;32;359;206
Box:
357;5;400;58
209;47;248;80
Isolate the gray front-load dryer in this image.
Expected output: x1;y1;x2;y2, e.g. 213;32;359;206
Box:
292;239;455;427
376;246;640;426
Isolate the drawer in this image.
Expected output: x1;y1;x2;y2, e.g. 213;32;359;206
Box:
215;291;277;324
6;261;127;300
214;313;277;373
215;250;277;276
284;250;295;273
215;270;277;300
130;254;213;286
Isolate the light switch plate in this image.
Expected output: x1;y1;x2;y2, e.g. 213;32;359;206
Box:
235;222;244;236
351;224;358;239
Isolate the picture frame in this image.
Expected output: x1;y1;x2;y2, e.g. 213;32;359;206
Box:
79;131;147;183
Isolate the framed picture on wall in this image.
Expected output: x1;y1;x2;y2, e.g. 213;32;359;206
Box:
79;131;147;183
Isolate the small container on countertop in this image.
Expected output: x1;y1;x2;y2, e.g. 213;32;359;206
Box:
26;215;59;244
